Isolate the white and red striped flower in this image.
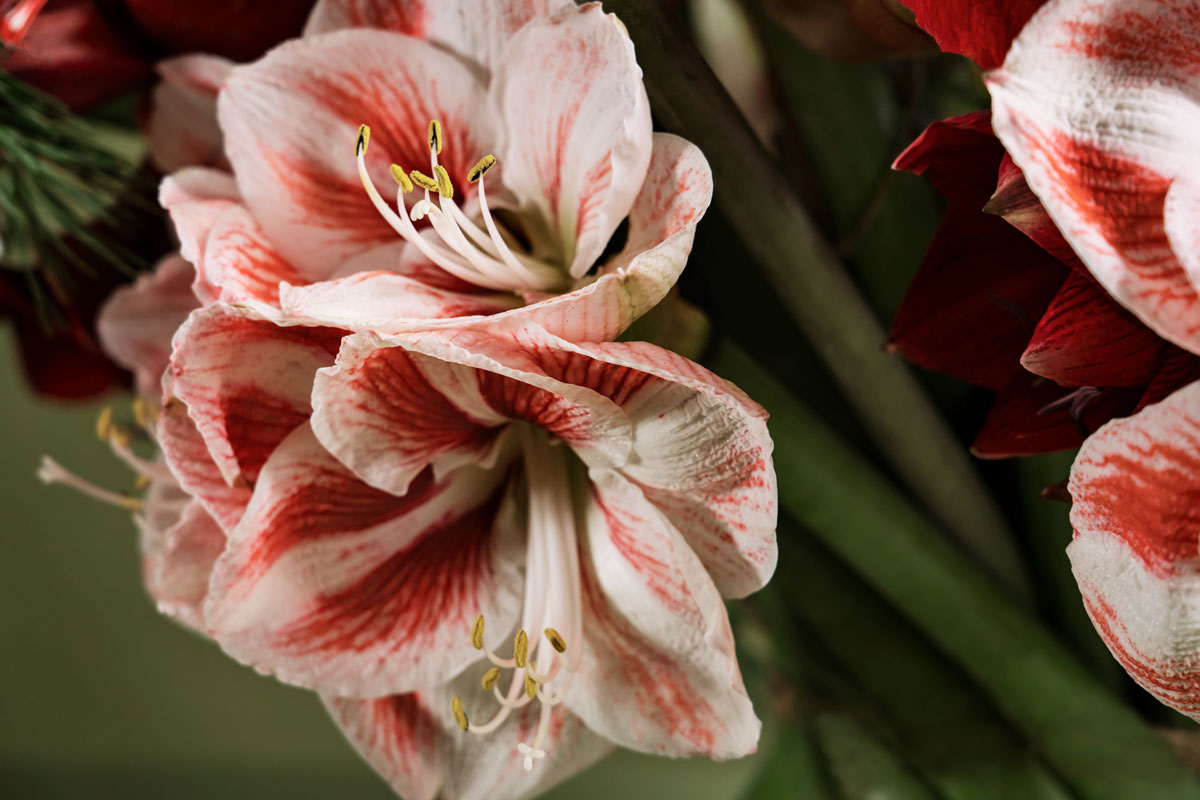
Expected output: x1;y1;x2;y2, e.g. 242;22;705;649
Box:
160;0;712;345
184;315;777;798
980;0;1200;718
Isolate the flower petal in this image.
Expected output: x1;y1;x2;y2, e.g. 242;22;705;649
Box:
491;3;652;278
140;496;225;633
202;203;308;305
147;55;231;174
159;167;241;285
1021;270;1166;387
519;133;713;342
569;468;761;758
97;254;199;399
205;424;525;697
1068;381;1200;719
168;304;343;486
218;29;491;279
157;399;252;531
988;0;1200;357
323;693;445;800
305;0;574;72
896;0;1043;69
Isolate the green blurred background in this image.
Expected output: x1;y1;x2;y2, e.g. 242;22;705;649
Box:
0;326;763;799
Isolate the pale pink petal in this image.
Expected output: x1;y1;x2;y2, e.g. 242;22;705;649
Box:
140;496;225;632
324;692;445;800
278;271;517;332
218;29;491;279
491;4;652;279
157;399;252;531
204;425;525;697
304;0;574;73
147;55;232;173
202;203;307;305
569;469;761;758
97;254;200;399
159;167;241;292
168;304;343;486
567;340;777;598
515;133;713;342
987;0;1200;356
1068;380;1200;719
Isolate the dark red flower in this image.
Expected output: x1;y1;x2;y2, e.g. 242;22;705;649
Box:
894;0;1045;69
889;112;1200;457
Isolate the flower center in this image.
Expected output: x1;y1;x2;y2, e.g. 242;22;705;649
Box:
38;399;172;511
451;425;584;772
355;120;566;294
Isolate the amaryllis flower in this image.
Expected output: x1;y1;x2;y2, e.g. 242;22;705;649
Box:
192;314;775;799
966;0;1200;719
889;111;1200;456
160;0;710;346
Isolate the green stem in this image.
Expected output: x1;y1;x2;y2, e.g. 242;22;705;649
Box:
712;343;1199;800
599;0;1030;600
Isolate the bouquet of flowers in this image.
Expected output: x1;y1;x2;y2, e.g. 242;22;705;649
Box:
12;1;1200;798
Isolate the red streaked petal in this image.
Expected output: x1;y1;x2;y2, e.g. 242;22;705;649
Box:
202;204;307;306
570;469;760;758
987;152;1086;271
491;4;652;279
311;332;506;497
305;0;574;72
140;496;225;633
1021;271;1165;387
1068;381;1200;719
147;55;231;174
517;133;713;342
218;29;491;279
205;425;525;697
159;167;240;290
1140;347;1200;410
96;254;199;399
157;400;251;531
323;693;444;800
168;304;343;486
896;0;1043;69
988;0;1200;358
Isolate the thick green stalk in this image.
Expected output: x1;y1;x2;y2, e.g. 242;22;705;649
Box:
712;344;1200;800
598;0;1029;599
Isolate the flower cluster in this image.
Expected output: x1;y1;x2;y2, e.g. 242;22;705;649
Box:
40;2;778;797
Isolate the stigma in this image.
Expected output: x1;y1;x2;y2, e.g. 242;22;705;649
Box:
354;120;566;294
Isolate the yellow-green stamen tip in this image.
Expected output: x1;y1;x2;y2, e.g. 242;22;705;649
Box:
410;169;439;193
356;124;370;156
468;154;497;184
389;163;414;194
451;696;469;731
514;629;529;668
433;164;454;199
544;628;566;654
428;119;443;155
471;614;485;650
481;667;501;691
524;673;538;699
95;406;114;442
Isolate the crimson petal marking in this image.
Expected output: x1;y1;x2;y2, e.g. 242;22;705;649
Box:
1068;381;1200;719
1021;270;1165;387
140;497;225;633
205;425;524;697
989;0;1200;357
218;29;491;280
305;0;574;74
569;469;760;758
311;332;506;497
202;204;308;306
491;3;652;279
96;254;199;400
324;693;444;800
157;400;251;531
897;0;1043;69
518;133;713;343
147;55;231;174
169;304;343;486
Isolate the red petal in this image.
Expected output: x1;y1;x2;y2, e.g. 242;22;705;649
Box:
157;400;252;531
896;0;1045;69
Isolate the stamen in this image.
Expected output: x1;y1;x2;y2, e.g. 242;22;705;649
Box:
514;630;529;669
428;119;443;155
451;696;469;731
356;124;370;156
471;614;485;650
37;456;144;511
434;164;454;199
389;163;413;194
481;667;501;691
544;628;567;654
95;406;114;442
468;154;497;184
524;672;538;699
410;169;439;193
132;397;157;431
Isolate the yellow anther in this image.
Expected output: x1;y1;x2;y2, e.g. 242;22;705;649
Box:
514;630;529;668
481;667;501;691
468;154;497;184
434;164;454;199
356;124;370;156
134;474;151;491
95;406;114;442
389;163;414;194
451;696;469;731
524;672;538;699
110;425;133;449
410;169;439;193
544;628;567;654
132;397;156;428
471;614;485;650
427;119;443;155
